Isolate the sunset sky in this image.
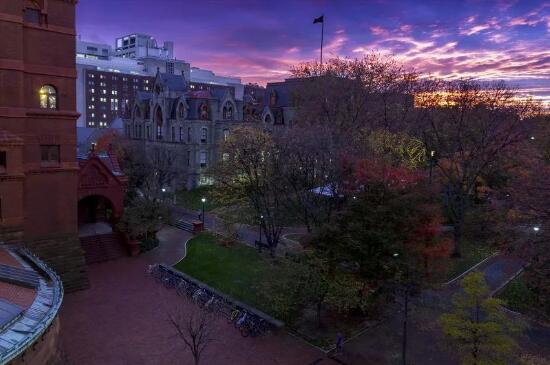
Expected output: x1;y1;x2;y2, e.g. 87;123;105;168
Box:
77;0;550;104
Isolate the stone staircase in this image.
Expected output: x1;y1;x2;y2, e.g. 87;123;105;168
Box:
79;233;127;264
173;219;194;233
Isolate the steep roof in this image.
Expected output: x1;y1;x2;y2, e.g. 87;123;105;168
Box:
158;73;187;92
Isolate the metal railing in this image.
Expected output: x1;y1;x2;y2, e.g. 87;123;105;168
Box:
0;248;64;364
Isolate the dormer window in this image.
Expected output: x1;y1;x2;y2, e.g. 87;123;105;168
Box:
199;103;209;120
155;85;161;95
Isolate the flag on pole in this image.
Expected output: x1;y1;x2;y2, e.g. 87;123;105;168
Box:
313;15;324;24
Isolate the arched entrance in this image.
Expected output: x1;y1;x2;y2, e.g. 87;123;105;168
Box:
77;151;131;263
78;195;115;237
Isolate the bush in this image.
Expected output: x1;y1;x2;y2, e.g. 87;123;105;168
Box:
140;236;159;252
499;277;536;313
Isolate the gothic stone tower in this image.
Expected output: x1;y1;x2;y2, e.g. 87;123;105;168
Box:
0;0;88;291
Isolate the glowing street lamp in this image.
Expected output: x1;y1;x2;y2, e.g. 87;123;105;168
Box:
533;226;540;232
259;215;264;243
201;197;206;224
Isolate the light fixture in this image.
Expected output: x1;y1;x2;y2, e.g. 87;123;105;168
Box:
201;197;206;203
533;226;540;232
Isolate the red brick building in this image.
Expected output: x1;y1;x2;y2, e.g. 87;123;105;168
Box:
0;0;88;291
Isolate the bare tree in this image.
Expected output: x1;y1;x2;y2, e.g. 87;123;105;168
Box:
168;310;215;365
272;127;339;232
290;55;419;139
117;139;187;202
416;79;540;256
210;126;288;254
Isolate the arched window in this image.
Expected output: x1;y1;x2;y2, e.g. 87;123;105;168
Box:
39;85;57;109
269;90;277;107
201;127;208;144
223;129;230;142
223;101;233;120
199;103;209;120
155;107;163;139
264;114;272;124
178;103;186;119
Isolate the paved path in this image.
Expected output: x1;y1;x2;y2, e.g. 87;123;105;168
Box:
341;253;549;364
172;206;308;253
60;226;332;365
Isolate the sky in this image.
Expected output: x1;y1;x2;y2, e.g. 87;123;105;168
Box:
77;0;550;104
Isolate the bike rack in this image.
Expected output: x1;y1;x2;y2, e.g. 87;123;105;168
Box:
155;264;284;329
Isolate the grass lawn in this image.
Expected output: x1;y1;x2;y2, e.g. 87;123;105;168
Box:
173;232;278;309
173;232;371;350
441;239;496;282
175;186;219;212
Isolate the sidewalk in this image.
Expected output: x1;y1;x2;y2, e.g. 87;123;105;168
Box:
340;252;549;364
60;225;332;365
172;205;308;253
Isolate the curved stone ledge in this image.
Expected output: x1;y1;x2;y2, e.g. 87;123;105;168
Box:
0;248;64;365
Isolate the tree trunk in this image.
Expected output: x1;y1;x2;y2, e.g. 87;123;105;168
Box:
452;219;463;258
402;287;409;365
317;301;323;328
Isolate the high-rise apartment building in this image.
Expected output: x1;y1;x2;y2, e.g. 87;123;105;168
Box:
76;34;243;129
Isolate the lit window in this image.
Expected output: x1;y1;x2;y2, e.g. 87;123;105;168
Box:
91;97;95;102
91;113;95;117
100;75;105;79
100;82;106;87
90;88;95;93
102;114;107;118
102;89;107;94
223;129;230;141
145;80;149;84
88;105;95;110
90;74;95;79
112;90;118;95
39;85;57;109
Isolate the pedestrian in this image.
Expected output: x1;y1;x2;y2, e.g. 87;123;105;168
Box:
336;332;344;355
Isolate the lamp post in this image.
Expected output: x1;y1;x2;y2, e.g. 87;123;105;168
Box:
259;215;264;243
429;150;436;185
393;252;409;365
201;197;206;224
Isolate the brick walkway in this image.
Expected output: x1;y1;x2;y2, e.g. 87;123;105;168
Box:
60;227;329;365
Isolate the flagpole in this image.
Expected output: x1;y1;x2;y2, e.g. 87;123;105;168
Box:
320;15;324;67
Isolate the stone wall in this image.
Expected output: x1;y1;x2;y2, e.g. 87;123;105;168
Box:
9;317;68;365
